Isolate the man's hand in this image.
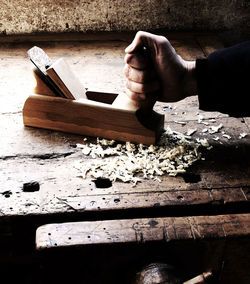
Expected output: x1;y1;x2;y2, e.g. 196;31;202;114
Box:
124;31;197;106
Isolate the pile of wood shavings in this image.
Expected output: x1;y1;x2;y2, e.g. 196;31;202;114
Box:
74;127;210;185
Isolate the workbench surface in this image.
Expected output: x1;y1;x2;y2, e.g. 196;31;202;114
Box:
0;32;249;283
1;32;249;217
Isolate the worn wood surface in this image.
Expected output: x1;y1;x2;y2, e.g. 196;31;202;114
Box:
0;32;249;220
36;213;250;249
0;32;249;221
0;31;249;284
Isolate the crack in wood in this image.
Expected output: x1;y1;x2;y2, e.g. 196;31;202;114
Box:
240;188;248;201
56;197;79;211
0;152;75;160
1;111;22;115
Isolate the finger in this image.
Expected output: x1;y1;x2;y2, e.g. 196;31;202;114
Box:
125;31;169;57
124;53;149;69
123;64;156;83
126;78;160;94
126;89;146;103
125;31;152;54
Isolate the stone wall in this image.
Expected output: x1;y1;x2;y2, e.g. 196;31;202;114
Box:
0;0;249;43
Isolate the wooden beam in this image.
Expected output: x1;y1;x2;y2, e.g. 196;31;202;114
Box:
36;213;250;250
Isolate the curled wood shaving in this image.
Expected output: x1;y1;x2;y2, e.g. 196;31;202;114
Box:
74;127;210;185
186;128;197;136
222;134;231;140
174;121;186;125
239;132;247;139
209;123;223;134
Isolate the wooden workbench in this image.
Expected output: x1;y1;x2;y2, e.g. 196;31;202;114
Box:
0;32;249;284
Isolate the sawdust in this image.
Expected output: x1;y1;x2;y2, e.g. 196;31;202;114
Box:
74;126;211;185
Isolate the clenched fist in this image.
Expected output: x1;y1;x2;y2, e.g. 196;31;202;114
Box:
124;31;197;106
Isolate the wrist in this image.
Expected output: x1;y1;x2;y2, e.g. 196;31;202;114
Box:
182;60;197;99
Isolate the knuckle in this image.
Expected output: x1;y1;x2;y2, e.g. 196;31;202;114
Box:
157;36;168;46
136;31;144;39
124;53;132;64
123;64;129;77
125;79;130;89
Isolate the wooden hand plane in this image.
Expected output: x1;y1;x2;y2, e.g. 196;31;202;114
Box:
23;47;164;145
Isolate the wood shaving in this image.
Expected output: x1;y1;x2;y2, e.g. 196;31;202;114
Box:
201;121;209;125
208;119;217;123
196;138;211;148
186;128;197;136
222;134;231;140
239;132;247;139
74;127;210;185
174;120;186;125
198;114;204;123
209;123;223;134
213;136;220;141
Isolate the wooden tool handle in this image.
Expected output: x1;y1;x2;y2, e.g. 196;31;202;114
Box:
183;271;213;284
127;47;157;113
139;92;157;112
112;93;138;111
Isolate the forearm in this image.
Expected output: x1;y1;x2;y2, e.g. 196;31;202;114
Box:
195;41;250;117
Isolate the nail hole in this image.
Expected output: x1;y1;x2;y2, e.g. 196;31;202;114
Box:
177;195;184;200
1;191;12;198
22;181;40;192
182;173;201;183
162;106;172;112
87;236;91;238
93;178;112;188
114;198;120;203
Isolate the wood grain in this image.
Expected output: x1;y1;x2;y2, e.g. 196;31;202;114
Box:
36;213;250;249
33;70;56;97
46;58;87;100
23;93;164;145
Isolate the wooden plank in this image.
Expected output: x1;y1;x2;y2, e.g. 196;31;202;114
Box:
1;115;249;216
36;213;250;249
1;148;250;217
